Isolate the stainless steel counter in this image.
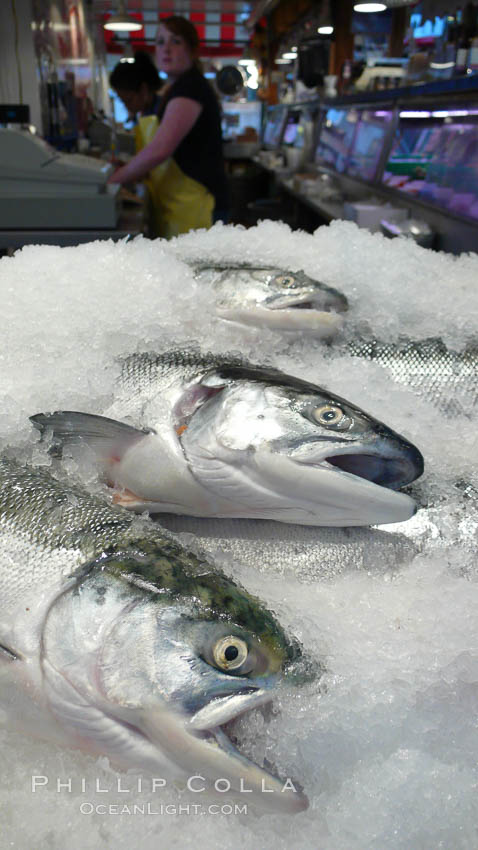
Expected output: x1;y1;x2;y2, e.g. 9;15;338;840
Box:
0;206;145;251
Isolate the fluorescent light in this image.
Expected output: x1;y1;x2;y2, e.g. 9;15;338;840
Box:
276;58;292;64
318;26;334;34
354;3;386;11
432;110;470;117
400;111;431;118
238;58;255;65
282;52;298;59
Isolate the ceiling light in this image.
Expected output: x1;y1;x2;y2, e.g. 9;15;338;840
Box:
432;109;470;117
429;61;455;69
276;58;292;64
104;1;142;32
317;2;334;35
400;110;431;118
282;52;298;59
353;3;386;11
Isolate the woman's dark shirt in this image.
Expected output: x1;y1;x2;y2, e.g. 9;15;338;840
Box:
157;67;228;209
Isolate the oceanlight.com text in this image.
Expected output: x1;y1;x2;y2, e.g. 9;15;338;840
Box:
79;802;247;816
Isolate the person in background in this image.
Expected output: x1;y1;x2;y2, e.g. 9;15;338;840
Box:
108;16;228;238
110;52;163;123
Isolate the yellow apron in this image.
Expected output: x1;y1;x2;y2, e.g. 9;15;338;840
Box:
135;114;214;239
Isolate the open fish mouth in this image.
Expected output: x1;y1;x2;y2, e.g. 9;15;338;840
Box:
289;436;423;493
214;302;344;336
185;687;308;814
324;450;422;491
248;439;425;525
265;294;347;314
286;301;316;310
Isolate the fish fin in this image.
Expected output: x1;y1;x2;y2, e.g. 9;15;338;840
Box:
0;642;23;662
112;487;143;506
30;411;150;468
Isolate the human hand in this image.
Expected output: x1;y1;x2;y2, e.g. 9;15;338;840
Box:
107;167;126;185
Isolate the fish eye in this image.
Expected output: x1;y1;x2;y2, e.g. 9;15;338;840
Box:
212;635;249;672
312;404;351;430
274;274;297;289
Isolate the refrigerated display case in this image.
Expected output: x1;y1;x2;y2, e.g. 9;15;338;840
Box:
282;109;301;146
281;105;319;170
222;101;262;141
347;108;394;182
383;110;478;221
313;104;395;182
262;105;288;149
303;77;478;252
314;106;358;173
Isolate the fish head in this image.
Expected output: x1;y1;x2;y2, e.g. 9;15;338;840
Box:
175;364;424;525
41;544;311;813
195;266;348;336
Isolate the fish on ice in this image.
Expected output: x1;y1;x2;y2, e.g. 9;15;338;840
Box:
0;458;310;814
346;337;478;416
191;264;348;336
31;350;424;526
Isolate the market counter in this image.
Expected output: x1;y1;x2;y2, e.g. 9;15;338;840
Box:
0;203;146;252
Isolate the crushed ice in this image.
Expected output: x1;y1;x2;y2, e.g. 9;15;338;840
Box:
1;220;478;849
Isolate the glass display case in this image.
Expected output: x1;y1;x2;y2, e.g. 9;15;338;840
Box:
282;109;302;146
221;101;262;141
283;105;319;153
262;106;288;149
313;105;393;181
382;108;478;220
314;106;359;173
347;108;394;181
311;86;478;227
267;78;478;250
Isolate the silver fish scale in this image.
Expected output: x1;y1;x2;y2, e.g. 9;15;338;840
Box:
0;459;133;552
119;350;244;396
346;339;478;415
0;458;134;612
155;514;420;583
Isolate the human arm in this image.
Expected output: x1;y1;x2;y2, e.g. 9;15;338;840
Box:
107;97;202;184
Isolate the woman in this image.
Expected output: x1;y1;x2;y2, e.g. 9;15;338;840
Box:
110;52;162;121
108;16;228;238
